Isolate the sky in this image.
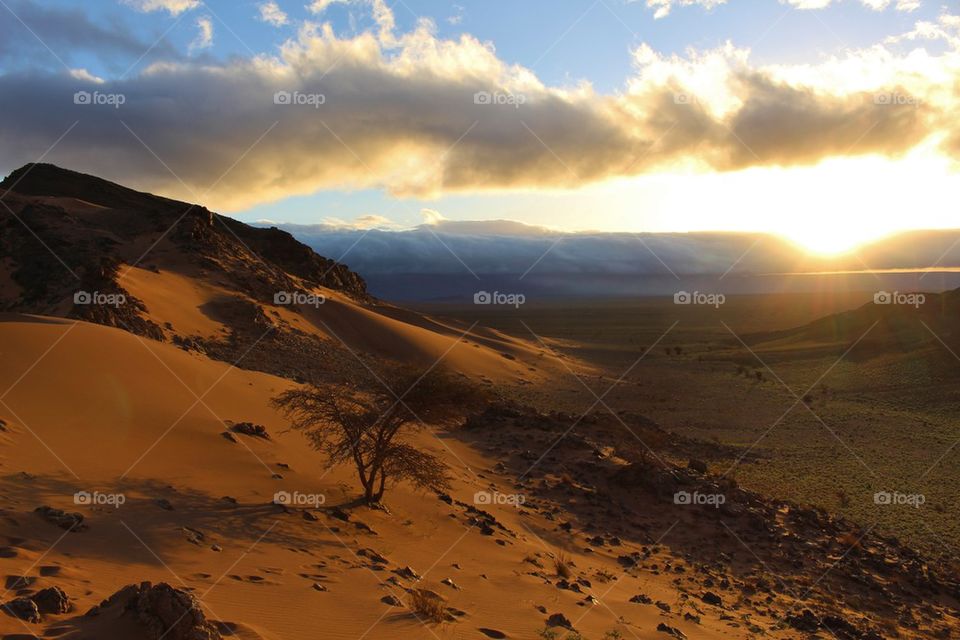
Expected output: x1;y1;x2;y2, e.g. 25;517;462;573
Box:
1;0;959;254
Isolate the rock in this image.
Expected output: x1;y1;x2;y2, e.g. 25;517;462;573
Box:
786;609;820;632
657;622;687;639
629;593;652;604
302;511;318;522
210;545;222;552
440;578;460;590
329;507;350;522
701;591;723;607
395;566;421;581
180;527;205;545
155;498;174;511
688;459;708;473
31;586;70;614
5;575;34;590
230;422;270;439
546;613;572;629
2;596;40;622
478;628;508;638
220;431;237;443
312;583;327;592
380;595;403;606
358;549;388;564
35;505;85;531
87;581;221;640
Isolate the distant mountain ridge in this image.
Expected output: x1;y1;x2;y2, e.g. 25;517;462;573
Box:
267;222;960;301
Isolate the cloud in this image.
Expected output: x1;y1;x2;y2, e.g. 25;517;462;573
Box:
0;4;957;211
0;1;180;66
189;16;213;52
421;208;446;225
257;1;289;27
641;0;923;18
69;68;105;83
120;0;200;16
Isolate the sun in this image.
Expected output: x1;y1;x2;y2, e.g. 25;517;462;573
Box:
778;224;883;256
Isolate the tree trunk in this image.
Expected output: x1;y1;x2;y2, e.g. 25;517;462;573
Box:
371;469;387;503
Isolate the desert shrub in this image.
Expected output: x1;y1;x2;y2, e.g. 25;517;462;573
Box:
409;588;448;623
554;550;573;579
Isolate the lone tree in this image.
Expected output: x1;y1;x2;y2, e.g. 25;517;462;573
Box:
272;367;480;504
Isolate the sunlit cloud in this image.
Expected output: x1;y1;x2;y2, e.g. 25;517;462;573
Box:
257;1;289;27
189;16;213;52
0;3;958;212
120;0;200;16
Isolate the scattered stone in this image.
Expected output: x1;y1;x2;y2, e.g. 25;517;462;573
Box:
86;582;221;640
180;527;205;545
546;613;572;629
657;622;687;639
302;511;318;522
629;593;652;604
478;628;508;639
2;596;40;622
5;575;34;590
395;566;421;581
312;583;327;592
381;595;403;607
230;422;270;439
701;591;723;607
155;498;174;511
31;586;70;614
688;459;708;473
35;506;86;531
440;578;460;590
210;545;222;553
786;609;820;632
358;549;388;564
220;432;237;443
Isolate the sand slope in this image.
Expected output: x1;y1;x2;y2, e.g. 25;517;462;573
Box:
0;315;740;639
